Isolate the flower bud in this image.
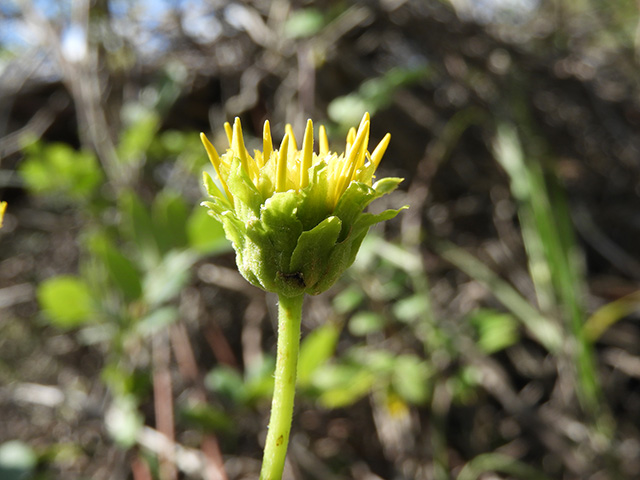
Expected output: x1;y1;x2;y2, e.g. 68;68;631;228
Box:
201;113;406;297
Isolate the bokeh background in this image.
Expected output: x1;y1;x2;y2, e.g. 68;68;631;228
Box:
1;1;640;479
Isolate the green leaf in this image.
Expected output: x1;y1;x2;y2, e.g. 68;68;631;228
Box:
283;8;325;39
457;453;554;480
328;66;430;128
205;366;247;404
436;241;563;353
259;191;304;259
19;141;103;201
289;216;342;289
119;191;159;267
372;177;403;196
219;212;247;251
101;363;151;398
327;96;370;130
393;294;431;323
348;311;386;336
312;227;369;295
180;404;233;433
297;323;341;387
152;191;189;252
354;206;407;231
332;285;364;314
469;309;519;354
88;234;143;302
202;171;232;208
392;355;431;405
244;356;276;403
143;250;196;307
38;275;94;329
333;182;376;241
297;163;332;230
242;190;304;294
226;158;263;217
136;307;179;336
105;396;143;448
187;207;231;255
117;110;159;165
314;363;375;409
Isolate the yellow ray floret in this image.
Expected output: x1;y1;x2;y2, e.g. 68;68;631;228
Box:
0;201;6;229
200;112;390;209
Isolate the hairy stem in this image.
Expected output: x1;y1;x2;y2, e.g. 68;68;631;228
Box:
259;294;304;480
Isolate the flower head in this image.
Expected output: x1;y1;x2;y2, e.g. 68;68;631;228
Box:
201;112;405;296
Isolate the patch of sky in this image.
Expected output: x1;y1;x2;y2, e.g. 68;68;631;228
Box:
61;24;87;63
181;0;223;44
108;0;129;19
0;19;31;51
0;1;20;16
462;0;540;25
32;0;70;21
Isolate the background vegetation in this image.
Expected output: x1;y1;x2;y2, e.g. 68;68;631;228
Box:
1;0;640;479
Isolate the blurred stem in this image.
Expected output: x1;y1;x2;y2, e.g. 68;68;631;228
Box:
260;294;304;480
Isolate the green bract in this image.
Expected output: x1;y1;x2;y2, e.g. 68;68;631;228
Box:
201;113;405;297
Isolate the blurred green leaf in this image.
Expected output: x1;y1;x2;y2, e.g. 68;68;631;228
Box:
313;363;375;408
393;294;430;323
436;241;563;353
106;395;143;447
332;285;364;314
469;309;519;354
0;441;37;480
457;452;553;480
494;124;600;410
136;306;178;336
205;366;247;404
101;364;151;399
348;311;386;336
119;191;159;267
328;66;431;128
117;109;159;165
584;290;640;341
20;141;103;201
392;355;431;405
327;96;370;129
298;323;341;386
449;365;481;405
159;129;189;153
244;356;276;403
38;275;94;329
143;250;196;307
88;233;143;302
180;403;233;433
284;8;325;39
357;348;396;373
152;191;189;253
186;207;231;255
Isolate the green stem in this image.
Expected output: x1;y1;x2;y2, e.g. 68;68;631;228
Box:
259;293;304;480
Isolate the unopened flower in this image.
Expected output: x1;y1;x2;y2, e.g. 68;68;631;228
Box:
201;113;405;297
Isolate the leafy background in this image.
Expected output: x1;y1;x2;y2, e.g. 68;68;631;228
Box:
1;1;640;479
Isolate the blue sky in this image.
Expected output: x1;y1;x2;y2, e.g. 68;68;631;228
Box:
0;0;540;57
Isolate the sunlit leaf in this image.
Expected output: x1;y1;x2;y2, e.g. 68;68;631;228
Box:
298;323;341;386
38;275;94;329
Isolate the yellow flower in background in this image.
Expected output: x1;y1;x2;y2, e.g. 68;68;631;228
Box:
0;201;6;229
200;112;406;297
